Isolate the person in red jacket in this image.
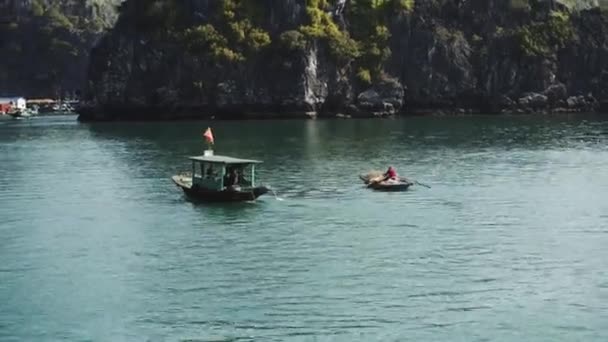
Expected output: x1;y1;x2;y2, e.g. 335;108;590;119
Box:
382;166;398;182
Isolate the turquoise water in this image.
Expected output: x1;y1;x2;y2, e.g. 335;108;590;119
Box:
1;115;608;341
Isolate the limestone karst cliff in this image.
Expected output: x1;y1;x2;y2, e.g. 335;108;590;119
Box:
0;0;119;97
4;1;608;118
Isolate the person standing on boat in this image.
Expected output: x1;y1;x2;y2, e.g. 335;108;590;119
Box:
206;165;214;178
224;168;239;189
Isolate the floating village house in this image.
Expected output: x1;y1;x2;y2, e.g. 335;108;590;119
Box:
0;97;26;111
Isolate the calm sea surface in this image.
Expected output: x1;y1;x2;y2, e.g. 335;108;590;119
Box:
1;115;608;341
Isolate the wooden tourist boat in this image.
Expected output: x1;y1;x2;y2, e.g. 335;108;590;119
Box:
172;153;270;202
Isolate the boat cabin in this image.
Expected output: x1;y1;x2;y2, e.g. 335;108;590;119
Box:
0;97;26;111
188;155;262;191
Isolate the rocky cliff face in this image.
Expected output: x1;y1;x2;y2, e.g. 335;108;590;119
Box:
0;0;119;98
80;0;608;120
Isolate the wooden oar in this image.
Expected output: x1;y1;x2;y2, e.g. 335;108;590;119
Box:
414;181;431;189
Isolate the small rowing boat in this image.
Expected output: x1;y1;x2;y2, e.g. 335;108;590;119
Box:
367;180;412;192
359;170;413;192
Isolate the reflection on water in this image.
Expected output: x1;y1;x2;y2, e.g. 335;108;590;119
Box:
1;115;608;341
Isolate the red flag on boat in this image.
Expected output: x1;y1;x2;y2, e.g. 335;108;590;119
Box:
203;127;214;145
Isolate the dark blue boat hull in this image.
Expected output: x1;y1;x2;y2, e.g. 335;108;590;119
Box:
182;186;269;202
368;182;412;192
173;176;269;202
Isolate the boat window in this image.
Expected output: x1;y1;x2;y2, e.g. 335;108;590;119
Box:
239;166;250;185
226;165;249;186
194;162;203;178
205;164;215;179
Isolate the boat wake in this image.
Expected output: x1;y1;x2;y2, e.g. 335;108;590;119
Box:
267;186;285;201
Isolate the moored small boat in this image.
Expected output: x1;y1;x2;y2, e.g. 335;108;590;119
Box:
7;109;31;118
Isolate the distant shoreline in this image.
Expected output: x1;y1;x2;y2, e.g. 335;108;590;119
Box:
76;105;608;122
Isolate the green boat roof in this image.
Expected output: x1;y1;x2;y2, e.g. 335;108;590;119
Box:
188;155;262;164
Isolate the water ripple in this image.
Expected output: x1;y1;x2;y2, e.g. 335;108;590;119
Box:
1;116;608;341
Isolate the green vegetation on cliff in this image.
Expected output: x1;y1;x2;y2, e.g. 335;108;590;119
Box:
82;0;608;119
297;0;414;81
0;0;119;96
348;0;412;81
110;0;593;88
125;0;272;64
299;0;360;61
5;0;603;109
125;0;415;80
516;10;575;57
31;0;115;33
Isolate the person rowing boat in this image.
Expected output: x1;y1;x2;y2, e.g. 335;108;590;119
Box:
368;166;402;186
382;166;398;182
